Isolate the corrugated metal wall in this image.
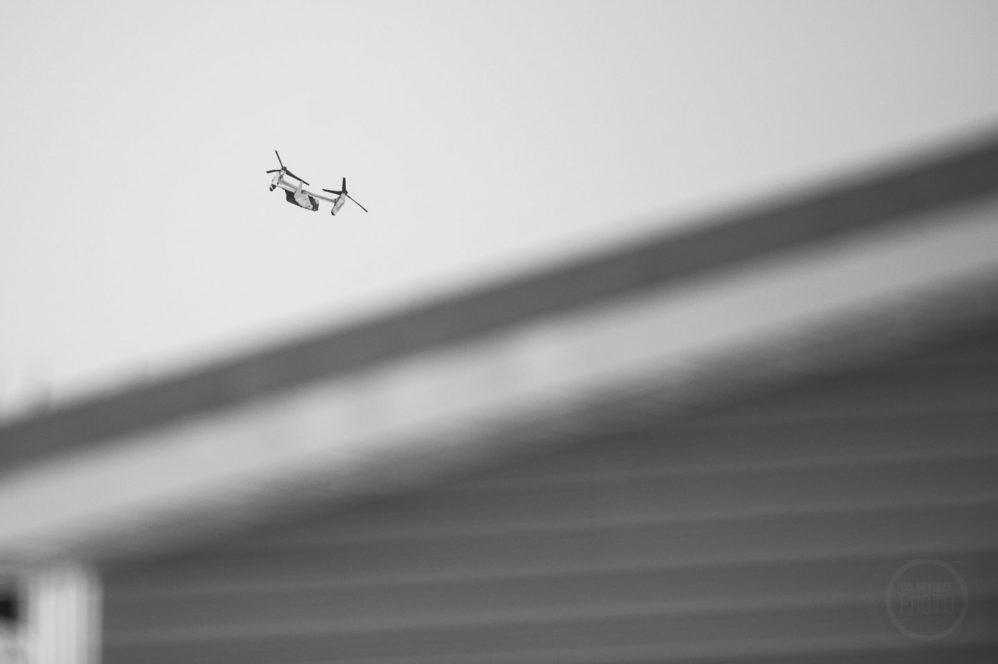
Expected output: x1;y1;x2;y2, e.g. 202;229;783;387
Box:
101;325;998;663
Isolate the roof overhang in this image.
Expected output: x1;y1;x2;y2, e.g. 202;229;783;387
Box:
2;133;998;564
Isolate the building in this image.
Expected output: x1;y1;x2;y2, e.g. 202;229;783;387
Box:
2;132;998;662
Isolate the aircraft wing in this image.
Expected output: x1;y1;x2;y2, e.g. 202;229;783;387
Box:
309;191;337;204
273;174;319;195
273;175;337;203
273;179;299;193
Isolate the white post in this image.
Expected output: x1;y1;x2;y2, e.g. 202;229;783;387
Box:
24;564;100;664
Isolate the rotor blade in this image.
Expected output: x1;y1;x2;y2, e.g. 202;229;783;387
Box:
285;170;309;185
342;177;347;193
321;189;342;194
266;169;282;174
274;150;284;168
346;193;368;212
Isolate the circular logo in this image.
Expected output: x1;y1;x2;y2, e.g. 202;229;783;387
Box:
886;558;968;641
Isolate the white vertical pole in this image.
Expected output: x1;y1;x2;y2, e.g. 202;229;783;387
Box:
24;564;100;664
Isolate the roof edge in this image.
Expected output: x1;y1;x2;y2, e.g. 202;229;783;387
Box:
3;128;998;469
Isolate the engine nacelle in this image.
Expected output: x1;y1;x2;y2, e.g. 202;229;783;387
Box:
330;195;346;216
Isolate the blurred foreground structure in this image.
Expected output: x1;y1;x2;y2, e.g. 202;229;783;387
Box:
1;134;998;662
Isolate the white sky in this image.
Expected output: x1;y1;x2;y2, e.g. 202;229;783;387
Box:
2;0;998;414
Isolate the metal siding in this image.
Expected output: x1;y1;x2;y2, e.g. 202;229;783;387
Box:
101;327;998;662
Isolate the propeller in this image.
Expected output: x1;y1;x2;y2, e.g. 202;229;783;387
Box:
323;177;368;212
266;150;309;185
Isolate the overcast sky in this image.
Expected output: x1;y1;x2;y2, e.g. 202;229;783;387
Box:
2;0;997;414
